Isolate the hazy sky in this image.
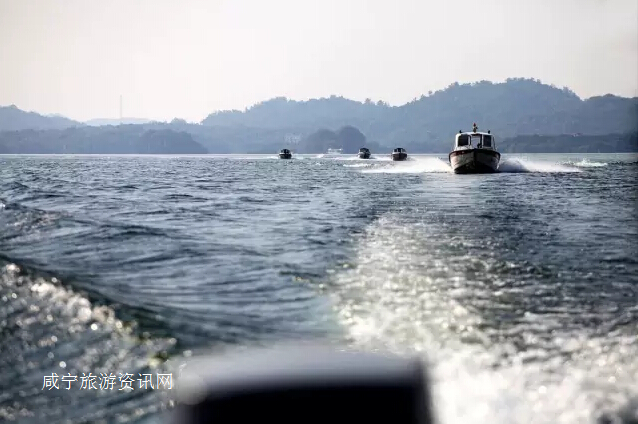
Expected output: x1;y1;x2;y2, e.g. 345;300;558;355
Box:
1;0;637;122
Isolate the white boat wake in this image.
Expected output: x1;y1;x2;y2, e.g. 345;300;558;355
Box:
561;158;608;168
498;158;581;173
361;156;452;174
330;213;638;424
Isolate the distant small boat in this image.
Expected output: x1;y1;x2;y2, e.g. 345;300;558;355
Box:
391;147;408;161
448;123;500;173
279;149;292;159
358;147;371;159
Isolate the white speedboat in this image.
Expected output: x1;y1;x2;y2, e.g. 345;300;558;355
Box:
278;148;292;159
449;123;500;173
391;147;408;161
358;147;371;159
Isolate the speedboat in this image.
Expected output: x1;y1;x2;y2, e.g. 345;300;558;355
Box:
391;148;408;161
358;147;371;159
448;123;500;173
278;149;292;159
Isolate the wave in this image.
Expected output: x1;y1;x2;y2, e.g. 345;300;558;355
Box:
361;156;452;174
335;155;391;162
0;259;176;423
561;159;608;168
355;156;600;174
343;163;372;168
329;213;638;424
497;158;582;173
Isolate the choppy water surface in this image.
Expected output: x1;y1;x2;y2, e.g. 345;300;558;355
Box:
1;153;637;424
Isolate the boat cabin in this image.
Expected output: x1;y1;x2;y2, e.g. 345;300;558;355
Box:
454;131;495;150
393;148;406;154
359;147;370;153
278;148;292;159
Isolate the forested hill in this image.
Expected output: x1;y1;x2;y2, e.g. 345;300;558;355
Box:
0;105;82;131
499;132;638;153
1;78;636;153
0;126;208;154
201;78;637;151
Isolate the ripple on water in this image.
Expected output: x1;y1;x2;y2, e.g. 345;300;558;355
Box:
0;154;636;423
0;262;177;423
330;210;638;424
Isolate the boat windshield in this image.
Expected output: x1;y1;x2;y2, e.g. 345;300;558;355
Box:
482;135;493;147
457;134;470;147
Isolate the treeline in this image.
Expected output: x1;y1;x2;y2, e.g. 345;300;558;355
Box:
499;133;638;153
200;78;638;151
0;126;207;154
1;125;636;155
1;78;637;154
0;105;79;131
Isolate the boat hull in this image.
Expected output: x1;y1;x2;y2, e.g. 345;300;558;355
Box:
358;152;371;159
391;153;408;161
279;153;292;159
449;149;500;173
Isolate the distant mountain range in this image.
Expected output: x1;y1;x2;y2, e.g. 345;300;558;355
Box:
0;105;81;131
0;106;154;130
500;132;637;153
85;118;153;126
1;78;637;153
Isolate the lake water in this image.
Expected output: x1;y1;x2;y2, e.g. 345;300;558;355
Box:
1;153;637;424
